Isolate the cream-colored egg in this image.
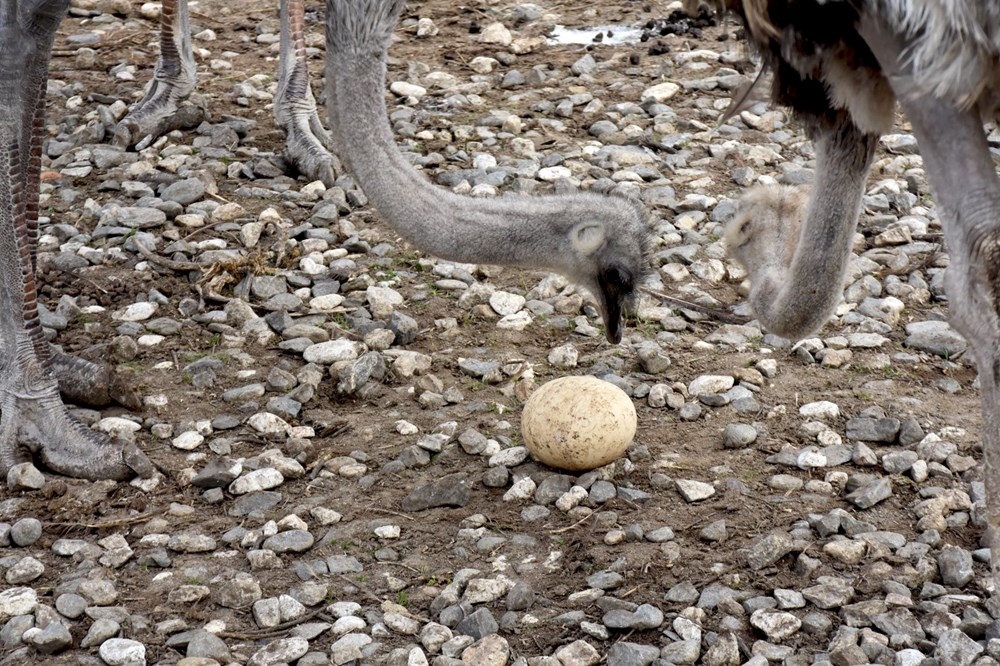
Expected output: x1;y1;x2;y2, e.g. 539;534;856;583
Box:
521;376;637;472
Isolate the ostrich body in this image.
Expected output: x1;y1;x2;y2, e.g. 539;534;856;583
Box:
114;0;339;186
0;0;646;479
716;0;1000;587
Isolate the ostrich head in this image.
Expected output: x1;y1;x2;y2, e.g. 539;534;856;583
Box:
562;194;649;344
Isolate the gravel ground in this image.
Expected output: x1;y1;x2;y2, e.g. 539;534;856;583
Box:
2;0;1000;664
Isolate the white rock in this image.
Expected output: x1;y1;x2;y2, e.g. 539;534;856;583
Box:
489;291;526;316
416;17;438;36
375;525;401;539
303;339;363;365
479;22;512;45
750;609;801;641
395;420;419;435
675;479;716;502
95;417;141;441
331;634;373;664
384;611;421;634
470;56;498;73
797;449;828;469
537;166;572;181
310;294;345;310
497;311;532;330
389;81;426;99
489;446;529;467
555;486;589;512
643;81;681;102
7;463;45;490
171;431;204;451
799;401;840;420
113;302;157;322
503;477;536;501
211;202;245;221
687;375;734;396
548;344;578;368
0;587;37;620
229;468;285;495
333;615;367;635
98;638;146;666
137;334;164;346
463;578;511;604
241;220;266;248
247;412;291;436
367;285;404;318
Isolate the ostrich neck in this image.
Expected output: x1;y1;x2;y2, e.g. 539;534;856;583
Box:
327;55;581;274
753;119;878;337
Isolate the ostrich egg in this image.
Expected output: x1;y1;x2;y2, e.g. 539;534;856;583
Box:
521;376;637;471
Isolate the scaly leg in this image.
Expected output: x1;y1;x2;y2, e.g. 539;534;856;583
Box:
275;0;339;185
113;0;203;149
0;0;152;480
861;15;1000;592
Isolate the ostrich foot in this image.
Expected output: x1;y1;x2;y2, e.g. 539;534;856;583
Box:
278;105;341;187
0;380;153;481
50;352;141;410
113;94;206;151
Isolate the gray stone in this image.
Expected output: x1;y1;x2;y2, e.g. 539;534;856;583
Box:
401;474;470;511
262;530;314;553
96;638;145;665
702;632;740;666
607;641;660;666
9;519;41;547
534;475;573;505
938;546;975;588
746;531;795;570
905;320;967;357
660;638;701;664
846;417;900;443
454;608;498;639
23;621;72;654
935;628;984;665
722;423;757;448
846;477;892;509
187;630;231;661
330;633;372;665
247;637;309;666
802;576;855;609
586;571;623;590
161;178;206;205
602;603;663;630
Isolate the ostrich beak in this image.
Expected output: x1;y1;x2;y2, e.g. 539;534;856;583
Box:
596;264;634;345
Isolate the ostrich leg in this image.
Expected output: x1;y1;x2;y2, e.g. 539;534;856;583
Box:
0;0;153;480
112;0;200;149
859;16;1000;593
725;114;879;339
275;0;340;186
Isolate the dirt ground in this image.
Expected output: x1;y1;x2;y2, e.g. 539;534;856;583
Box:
4;0;991;662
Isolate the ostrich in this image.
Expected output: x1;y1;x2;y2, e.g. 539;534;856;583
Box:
712;1;1000;586
0;0;647;480
114;0;339;186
